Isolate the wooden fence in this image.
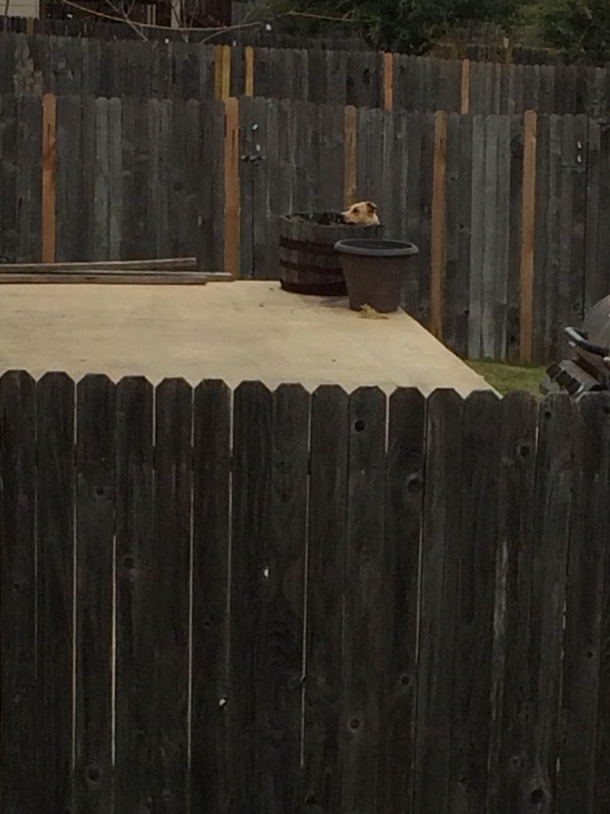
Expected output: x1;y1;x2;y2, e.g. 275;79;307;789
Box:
2;92;609;364
2;370;610;813
0;13;598;66
4;31;610;116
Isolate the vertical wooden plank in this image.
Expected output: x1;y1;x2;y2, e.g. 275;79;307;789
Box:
519;110;537;363
304;386;349;814
156;99;172;259
317;103;345;214
0;95;18;263
596;403;610;811
215;44;231;102
379;110;398;238
356;107;384;216
558;393;610;813
94;97;109;262
383;51;393;111
36;372;75;813
570;115;588;330
415;389;463;814
179;100;202;261
596;120;610;300
430;109;447;340
120;97;147;261
527;395;576;808
506;115;523;362
260;384;309;812
450;391;501;813
344;104;358;207
42;92;57;263
198;45;216;101
461;59;471;114
267;99;294;257
151;378;192;811
107;97;122;260
584;118;601;312
199;98;226;274
482;115;499;359
169;97;187;260
378;388;425;814
16;94;42;263
255;47;272;100
533;114;551;365
439;59;460;113
114;376;154;814
418;112;435;326
404;112;423;316
56;95;84;262
224;97;240;276
229;381;272;814
486;393;538;813
244;45;254;96
558;115;576;358
75;375;116;813
0;371;37;814
545;115;563;361
469;114;485;358
251;97;273;278
327;49;348;107
190;380;231;814
238;96;255;278
341;387;386;814
495;115;511;359
452;112;472;357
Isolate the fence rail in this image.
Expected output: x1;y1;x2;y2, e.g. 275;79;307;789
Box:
2;92;608;364
1;370;610;813
3;31;610;115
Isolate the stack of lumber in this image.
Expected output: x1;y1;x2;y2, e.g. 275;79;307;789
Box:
0;258;234;284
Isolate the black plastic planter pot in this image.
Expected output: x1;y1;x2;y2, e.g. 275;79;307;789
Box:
334;239;419;313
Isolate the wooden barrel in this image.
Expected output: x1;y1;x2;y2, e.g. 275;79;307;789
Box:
279;212;384;295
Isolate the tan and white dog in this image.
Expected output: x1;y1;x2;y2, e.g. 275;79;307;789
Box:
341;201;380;226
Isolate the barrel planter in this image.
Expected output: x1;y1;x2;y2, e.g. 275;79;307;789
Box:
279;212;384;296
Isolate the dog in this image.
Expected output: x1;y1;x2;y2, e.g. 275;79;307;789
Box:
341;201;380;226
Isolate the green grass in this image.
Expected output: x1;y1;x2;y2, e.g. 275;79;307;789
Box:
466;359;547;397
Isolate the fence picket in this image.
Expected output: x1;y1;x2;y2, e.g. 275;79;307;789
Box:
0;372;37;814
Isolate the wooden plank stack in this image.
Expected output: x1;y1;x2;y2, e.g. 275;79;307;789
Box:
0;258;234;284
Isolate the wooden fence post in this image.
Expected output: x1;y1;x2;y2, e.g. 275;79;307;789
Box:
42;92;57;264
520;110;537;363
244;46;254;96
344;105;358;208
224;98;240;277
430;110;448;339
383;52;394;112
215;45;231;102
461;60;471;114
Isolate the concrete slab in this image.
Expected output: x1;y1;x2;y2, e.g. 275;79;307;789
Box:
0;280;494;396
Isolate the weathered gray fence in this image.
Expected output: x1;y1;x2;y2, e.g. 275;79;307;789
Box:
2;371;610;813
3;31;610;115
1;93;608;364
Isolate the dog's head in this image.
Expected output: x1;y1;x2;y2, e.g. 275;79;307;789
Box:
342;201;380;226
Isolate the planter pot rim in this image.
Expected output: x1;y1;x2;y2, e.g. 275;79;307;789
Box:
334;239;419;257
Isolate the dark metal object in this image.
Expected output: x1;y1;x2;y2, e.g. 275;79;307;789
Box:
541;295;610;400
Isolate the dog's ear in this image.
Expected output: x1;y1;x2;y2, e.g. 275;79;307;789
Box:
366;201;377;213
